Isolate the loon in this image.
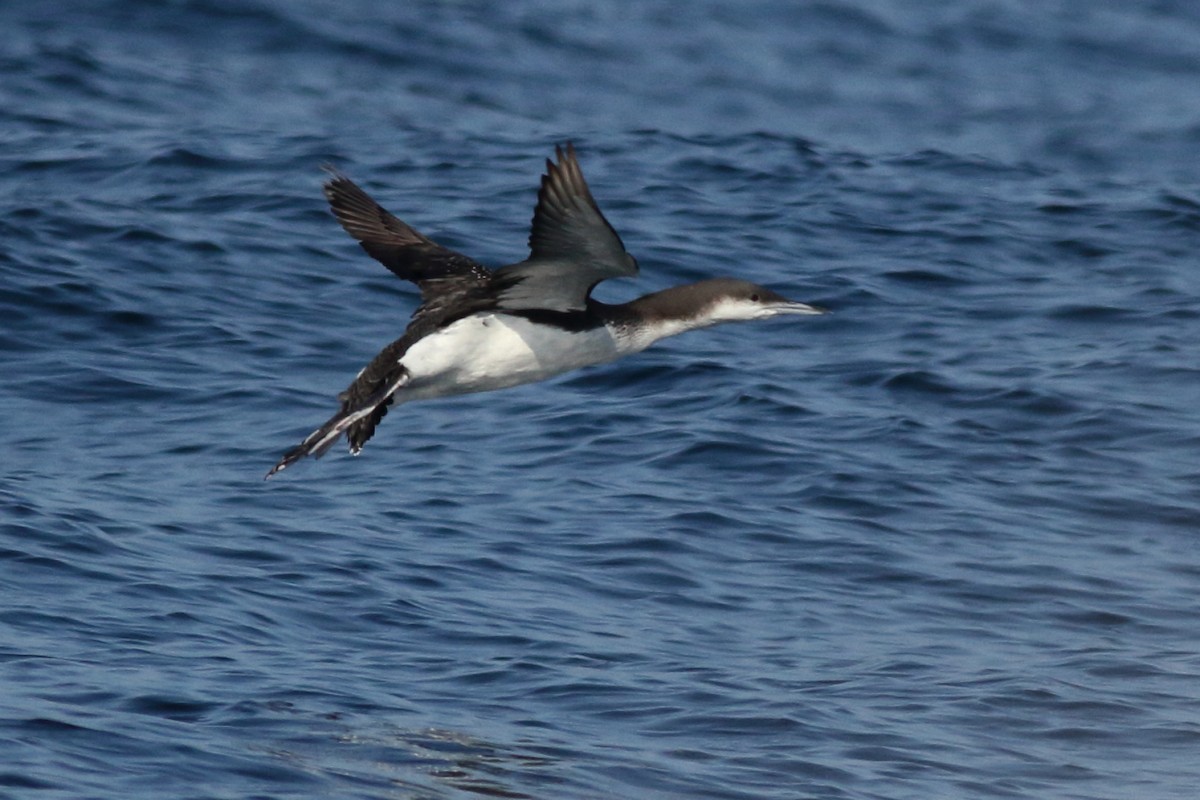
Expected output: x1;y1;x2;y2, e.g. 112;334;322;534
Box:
267;144;824;478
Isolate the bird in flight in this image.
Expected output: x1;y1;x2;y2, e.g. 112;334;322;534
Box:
267;144;824;478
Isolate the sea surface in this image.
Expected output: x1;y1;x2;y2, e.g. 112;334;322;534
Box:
2;1;1199;798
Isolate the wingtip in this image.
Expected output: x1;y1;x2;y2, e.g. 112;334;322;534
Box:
321;167;354;197
553;141;577;166
320;163;346;183
322;166;368;207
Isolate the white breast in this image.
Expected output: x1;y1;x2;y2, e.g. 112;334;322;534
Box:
398;313;624;401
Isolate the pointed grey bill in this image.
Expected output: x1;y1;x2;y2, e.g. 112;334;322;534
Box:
770;300;827;315
494;143;638;312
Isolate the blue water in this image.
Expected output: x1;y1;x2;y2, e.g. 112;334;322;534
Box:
3;1;1199;798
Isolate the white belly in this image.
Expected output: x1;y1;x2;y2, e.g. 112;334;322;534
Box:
398;313;623;401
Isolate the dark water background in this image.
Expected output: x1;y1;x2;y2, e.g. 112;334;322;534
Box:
3;1;1199;798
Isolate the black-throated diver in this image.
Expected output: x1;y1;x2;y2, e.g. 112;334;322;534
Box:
267;144;824;478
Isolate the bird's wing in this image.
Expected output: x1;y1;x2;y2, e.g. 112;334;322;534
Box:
323;170;492;303
268;173;503;476
493;143;638;312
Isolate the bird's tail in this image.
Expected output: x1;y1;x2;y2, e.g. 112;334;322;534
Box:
265;370;409;479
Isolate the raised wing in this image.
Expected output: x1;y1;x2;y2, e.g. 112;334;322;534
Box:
323;170;492;302
493;143;638;312
290;171;501;467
